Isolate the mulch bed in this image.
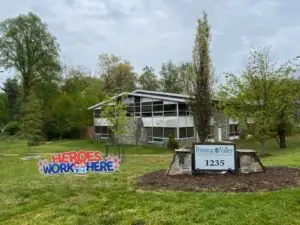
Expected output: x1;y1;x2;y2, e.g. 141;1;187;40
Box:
137;167;300;192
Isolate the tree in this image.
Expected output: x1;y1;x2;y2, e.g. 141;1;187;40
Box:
138;66;160;91
1;78;19;120
160;61;183;93
101;100;128;143
186;12;213;143
0;12;61;103
20;92;43;146
99;53;137;95
179;62;194;95
220;46;300;152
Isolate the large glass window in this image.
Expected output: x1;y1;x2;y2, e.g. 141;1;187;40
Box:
142;102;152;117
153;127;163;137
179;127;194;138
153;101;163;112
164;128;176;138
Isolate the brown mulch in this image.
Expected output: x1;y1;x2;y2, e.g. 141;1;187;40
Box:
137;167;300;192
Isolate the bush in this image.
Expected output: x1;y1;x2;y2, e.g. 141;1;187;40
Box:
167;134;179;150
27;134;41;146
3;121;20;135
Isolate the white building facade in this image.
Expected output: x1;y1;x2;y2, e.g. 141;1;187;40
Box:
88;90;239;146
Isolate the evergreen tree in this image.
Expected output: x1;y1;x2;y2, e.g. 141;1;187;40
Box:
20;92;43;146
1;78;19;120
187;12;213;142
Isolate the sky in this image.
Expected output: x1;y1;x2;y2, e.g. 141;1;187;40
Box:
0;0;300;84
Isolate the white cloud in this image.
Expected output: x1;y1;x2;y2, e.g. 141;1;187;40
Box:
0;0;300;84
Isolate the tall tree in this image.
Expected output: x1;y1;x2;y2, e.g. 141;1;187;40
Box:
99;53;137;94
220;46;299;152
0;12;61;103
186;12;213;142
138;66;160;91
160;61;183;93
1;78;19;120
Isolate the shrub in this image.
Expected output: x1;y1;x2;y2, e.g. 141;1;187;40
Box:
3;121;20;135
167;134;179;150
27;134;41;146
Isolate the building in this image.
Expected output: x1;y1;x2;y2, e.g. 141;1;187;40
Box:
88;90;239;146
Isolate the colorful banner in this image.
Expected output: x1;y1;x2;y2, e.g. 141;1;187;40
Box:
38;150;120;175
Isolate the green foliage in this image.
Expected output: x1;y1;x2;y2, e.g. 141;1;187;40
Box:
102;100;128;141
0;12;61;102
160;60;183;93
3;121;19;135
220;46;300;152
188;12;213;142
1;78;19;120
167;134;179;150
138;66;160;91
20;93;43;146
0;92;8;126
99;53;137;94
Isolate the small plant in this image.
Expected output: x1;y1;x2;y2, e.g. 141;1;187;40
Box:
167;134;179;150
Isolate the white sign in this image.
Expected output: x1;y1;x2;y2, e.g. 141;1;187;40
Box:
193;144;236;172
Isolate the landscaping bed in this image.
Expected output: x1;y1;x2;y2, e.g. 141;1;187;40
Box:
137;167;300;192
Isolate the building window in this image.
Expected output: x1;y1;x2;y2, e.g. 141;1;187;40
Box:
229;124;239;136
94;109;101;118
95;126;101;133
94;126;110;138
153;127;163;137
142;102;152;117
180;127;194;138
164;128;176;138
187;127;194;137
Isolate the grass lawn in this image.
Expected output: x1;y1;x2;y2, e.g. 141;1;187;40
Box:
0;138;300;225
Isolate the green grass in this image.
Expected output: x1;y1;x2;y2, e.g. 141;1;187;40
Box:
0;137;300;225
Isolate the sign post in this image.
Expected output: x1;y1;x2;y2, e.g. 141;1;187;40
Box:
192;143;237;174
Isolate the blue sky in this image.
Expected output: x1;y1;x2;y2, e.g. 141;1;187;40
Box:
0;0;300;84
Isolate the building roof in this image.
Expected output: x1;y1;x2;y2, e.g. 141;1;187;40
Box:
88;90;219;110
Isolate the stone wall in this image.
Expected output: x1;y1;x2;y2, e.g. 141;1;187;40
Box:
114;117;148;145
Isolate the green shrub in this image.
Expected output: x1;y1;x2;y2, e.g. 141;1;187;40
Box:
167;134;179;150
3;121;20;135
27;134;41;146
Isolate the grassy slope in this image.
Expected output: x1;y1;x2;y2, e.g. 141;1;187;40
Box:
0;138;299;225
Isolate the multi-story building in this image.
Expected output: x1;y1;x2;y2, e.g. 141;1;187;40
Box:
88;90;239;147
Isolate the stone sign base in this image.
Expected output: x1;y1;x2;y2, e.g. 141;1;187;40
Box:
167;148;265;176
237;149;265;173
166;149;192;176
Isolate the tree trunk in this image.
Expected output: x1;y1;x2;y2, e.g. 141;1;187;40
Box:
23;79;30;103
279;131;286;149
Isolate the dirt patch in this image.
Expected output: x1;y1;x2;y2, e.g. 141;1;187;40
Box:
137;167;300;192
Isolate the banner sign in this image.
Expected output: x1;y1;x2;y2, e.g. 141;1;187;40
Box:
38;150;120;175
192;143;236;173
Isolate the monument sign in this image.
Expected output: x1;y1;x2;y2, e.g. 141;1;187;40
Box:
192;143;237;173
